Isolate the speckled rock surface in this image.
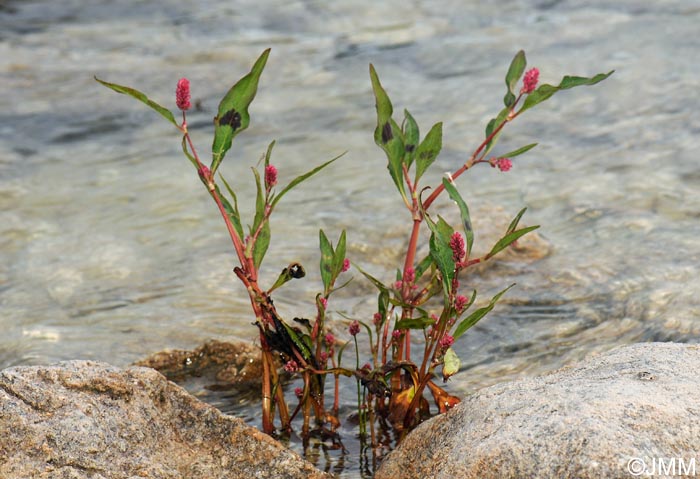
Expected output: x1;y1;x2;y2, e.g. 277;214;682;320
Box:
376;343;700;479
0;360;328;479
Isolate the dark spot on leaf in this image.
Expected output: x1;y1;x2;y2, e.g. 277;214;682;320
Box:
405;144;415;153
419;150;434;160
381;122;393;143
464;219;472;232
219;109;242;131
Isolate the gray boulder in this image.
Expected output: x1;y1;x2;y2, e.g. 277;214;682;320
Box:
0;360;328;479
376;342;700;479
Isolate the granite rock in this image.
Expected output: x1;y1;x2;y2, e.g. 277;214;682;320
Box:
376;342;700;479
0;360;328;479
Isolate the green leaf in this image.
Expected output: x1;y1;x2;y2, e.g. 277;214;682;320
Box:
377;290;389;327
332;230;347;280
95;77;178;127
519;70;614;114
425;214;455;299
506;207;528;235
354;262;390;296
211;48;271;174
501;143;537;159
264;140;275;167
268;262;306;293
453;284;514;339
414;253;434;282
414;122;443;182
458;289;478;316
370;64;407;200
484;106;510;157
253;221;270;269
486;225;539;259
504;50;526;107
442;347;461;380
270;152;344;209
395;316;436;330
216;183;245;242
441;178;474;257
319;229;334;294
402;109;420;168
251;167;265;235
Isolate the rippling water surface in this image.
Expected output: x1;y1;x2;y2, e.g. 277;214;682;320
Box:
1;0;699;476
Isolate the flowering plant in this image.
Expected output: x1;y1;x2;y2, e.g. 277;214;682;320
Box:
96;50;611;446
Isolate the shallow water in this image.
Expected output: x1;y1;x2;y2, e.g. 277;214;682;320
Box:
1;0;699;476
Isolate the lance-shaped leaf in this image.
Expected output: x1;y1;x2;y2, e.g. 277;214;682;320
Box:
519;70;614;114
414;122;443;182
251;167;265;235
486;225;539;260
333;230;347;280
370;64;406;200
506;207;528;235
270;152;344;209
501;143;537;159
414;253;434;282
95;77;178;127
268;262;306;293
211;48;270;175
253;221;270;269
247;167;270;269
395;315;436;330
442;347;461;381
216;180;245;241
453;284;515;339
484;106;510;157
319;229;334;294
402;109;419;168
354;262;390;296
376;290;390;327
424;214;455;299
441;178;474;257
503;50;526;107
264;140;275;167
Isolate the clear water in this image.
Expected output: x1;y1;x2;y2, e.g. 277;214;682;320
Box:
1;0;699;477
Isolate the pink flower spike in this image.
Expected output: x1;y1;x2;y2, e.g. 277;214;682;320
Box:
265;164;278;187
404;267;415;283
496;158;513;172
176;78;191;111
349;320;360;337
455;295;468;313
521;68;539;94
284;360;299;373
450;231;465;263
439;334;455;349
342;258;351;272
294;387;303;398
373;312;382;325
325;332;335;345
